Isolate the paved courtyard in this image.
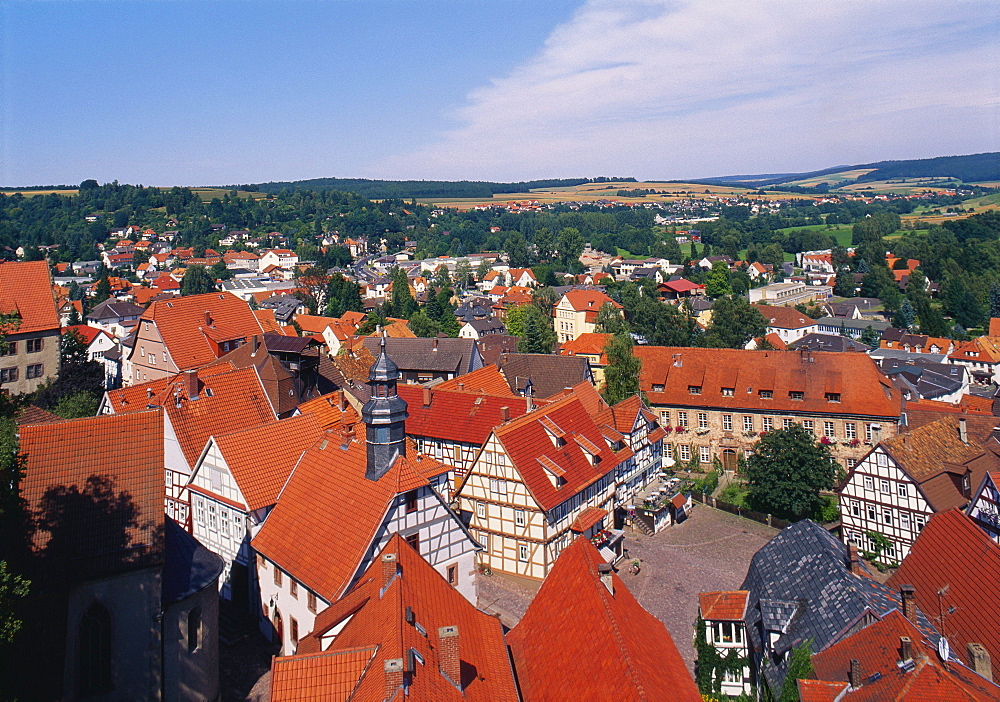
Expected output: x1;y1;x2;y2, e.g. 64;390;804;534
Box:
477;504;778;674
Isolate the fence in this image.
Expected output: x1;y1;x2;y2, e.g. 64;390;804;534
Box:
692;492;791;530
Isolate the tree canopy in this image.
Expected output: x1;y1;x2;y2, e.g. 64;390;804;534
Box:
743;424;837;521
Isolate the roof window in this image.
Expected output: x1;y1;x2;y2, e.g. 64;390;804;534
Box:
688;386;702;395
825;392;841;403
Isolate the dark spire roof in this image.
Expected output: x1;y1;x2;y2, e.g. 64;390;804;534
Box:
368;332;400;382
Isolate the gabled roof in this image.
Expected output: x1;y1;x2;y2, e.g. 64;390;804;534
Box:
559;288;621;313
202;413;323;512
140;291;264;370
755;304;818;330
507;537;700;700
497;352;593;399
888;510;1000;677
0;261;59;334
279;535;517;701
360;337;478;374
699;591;749;622
433;364;515;396
559;332;612;363
805;609;1000;701
85;298;144;321
397;384;528;446
19;409;166;579
295;391;361;430
63;324;112;345
251;429;450;601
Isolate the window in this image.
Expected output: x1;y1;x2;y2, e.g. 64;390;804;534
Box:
274;567;282;587
850;500;860;517
699;446;711;464
26;364;43;379
195;499;205;526
26;338;42;353
208;504;217;530
845;423;857;440
220;510;229;536
864;475;874;490
759;389;773;399
149;354;156;366
825;392;841;403
308;592;317;613
865;424;875;442
789;391;804;401
698;412;708;429
846;458;857;469
885;541;896;558
900;512;911;530
880;479;890;494
659;410;670;424
187;606;201;653
802;419;814;431
722;387;734;397
689;385;702;395
763;417;773;432
515;510;525;527
677;411;688;428
78;603;113;696
722;414;733;431
897;483;908;498
518;543;529;562
679;445;691;461
478;531;489;552
0;367;17;383
883;508;893;525
405;532;420;555
743;416;754;432
0;341;15;355
476;502;486;519
290;580;298;599
447;564;458;585
867;505;877;521
914;515;925;531
490;479;506;496
824;421;835;438
783;418;793;430
405;490;418;513
665;443;673;458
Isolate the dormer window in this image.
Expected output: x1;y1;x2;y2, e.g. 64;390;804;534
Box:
789;391;803;401
759;390;773;399
652;384;665;392
721;387;734;397
825;392;841;403
688;385;702;395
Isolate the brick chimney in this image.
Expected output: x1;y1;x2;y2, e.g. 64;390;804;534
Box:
438;625;460;688
848;659;861;689
500;406;510;422
900;636;913;662
900;585;917;624
967;643;993;682
597;563;614;595
848;543;864;576
252;335;260;353
384;658;404;699
381;552;398;589
184;369;200;400
423;386;432;408
204;310;212;326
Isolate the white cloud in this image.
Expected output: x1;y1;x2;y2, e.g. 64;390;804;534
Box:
377;0;1000;180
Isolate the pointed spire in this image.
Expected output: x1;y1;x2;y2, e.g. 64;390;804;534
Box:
362;331;408;481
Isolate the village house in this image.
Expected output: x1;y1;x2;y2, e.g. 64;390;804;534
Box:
635;347;905;472
251;341;481;654
496;351;594;399
258;248;299;270
0;260;62;394
968;471;1000;544
85;298;144;336
749;280;832;306
837;415;1000;562
658;277;705;300
64;324;118;387
457;317;506;340
553;288;622;342
815;315;891;340
558;332;611;385
949;336;1000;385
697;591;752;698
753;304;820;346
360;336;482;383
880;329;952;355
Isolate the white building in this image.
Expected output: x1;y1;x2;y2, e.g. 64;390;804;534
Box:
968;471;1000;544
697;591;752;698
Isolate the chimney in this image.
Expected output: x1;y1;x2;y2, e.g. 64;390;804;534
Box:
337;389;347;411
438;625;460;688
252;335;260;353
457;382;464;391
967;643;993;682
848;659;861;689
525;396;533;413
597;563;614;595
848;543;864;576
959;417;968;444
204;310;212;326
423;386;432;407
381;552;398;589
433;337;439;350
500;406;510;422
184;369;200;400
147;387;153;399
900;585;917;624
672;353;683;367
900;636;913;662
384;658;405;699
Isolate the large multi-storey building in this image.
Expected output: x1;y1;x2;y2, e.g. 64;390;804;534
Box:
0;261;61;394
635;347;905;472
553;289;621;342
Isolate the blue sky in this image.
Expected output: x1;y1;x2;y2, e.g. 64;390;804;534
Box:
1;0;998;186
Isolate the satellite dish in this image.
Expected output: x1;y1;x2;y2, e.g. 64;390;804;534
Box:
938;637;951;661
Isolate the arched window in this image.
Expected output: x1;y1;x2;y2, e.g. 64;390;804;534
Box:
187;606;202;653
79;602;113;696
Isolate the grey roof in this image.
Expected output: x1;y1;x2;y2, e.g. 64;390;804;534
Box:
85;299;144;321
497;353;594;399
360;337;481;375
879;358;965;400
162;517;223;605
869;348;947;363
466;318;505;334
815;316;892;332
741;519;939;695
221;278;269;291
788;333;871;353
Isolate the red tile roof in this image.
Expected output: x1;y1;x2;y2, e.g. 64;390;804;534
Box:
888;510;1000;677
699;591;749;621
270;647;376;701
0;261;59;334
103;362;237;413
63;324;110;345
282;534;518;701
252;430;449;601
507;537;700;700
755;304;818;329
659;278;704;293
397;384;528;446
570;506;608;533
141;291;264;370
559;332;612;363
294;392;361;431
635;347;904;419
434;364;515;396
560;288;621;313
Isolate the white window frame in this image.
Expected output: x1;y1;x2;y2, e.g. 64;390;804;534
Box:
699;446;710;464
824;421;836;438
476;502;486;519
515;510;525;527
845;422;857;440
697;412;708;429
722;414;733;431
518;543;529;562
743;415;754;432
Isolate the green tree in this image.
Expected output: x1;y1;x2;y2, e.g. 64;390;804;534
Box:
602;332;641;405
180;264;216;296
833;268;855;297
860;325;880;347
93;274;112;304
557;227;585;265
778;639;814;702
504;232;530;268
515;305;556;353
595;302;628;335
407;309;440;338
743;424;837;521
704;261;732;299
390;267;417;319
211;259;232;281
990;281;1000;319
702;295;767;349
892;299;915;330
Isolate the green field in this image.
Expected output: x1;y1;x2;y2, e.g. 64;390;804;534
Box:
189;187;268;202
775;224;854;247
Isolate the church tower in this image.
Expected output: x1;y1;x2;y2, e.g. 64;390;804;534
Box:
362;335;408;481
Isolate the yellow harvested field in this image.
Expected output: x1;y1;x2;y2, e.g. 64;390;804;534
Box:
782;168;877;187
839;178;959;195
0;189;78;198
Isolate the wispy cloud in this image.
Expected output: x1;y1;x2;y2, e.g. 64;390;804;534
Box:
378;0;1000;180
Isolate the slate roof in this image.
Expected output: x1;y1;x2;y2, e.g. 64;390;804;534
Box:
0;260;59;334
880;358;967;401
361;337;480;375
162;516;224;605
741;519;938;695
282;534;517;701
888;510;1000;677
507;536;700;700
475;333;519;366
788;333;872;353
85;298;144;322
497;352;594;399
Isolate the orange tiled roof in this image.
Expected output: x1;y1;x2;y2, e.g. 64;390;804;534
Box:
755;304;817;329
63;324;110;345
0;261;59;334
569;506;607;532
699;591;749;621
888;510;1000;676
282;534;518;701
560;288;621;313
507;537;700;700
294;314;338;335
295;391;361;431
434;364;516;396
141;291;263;370
252;430;449;601
270;647;376;701
398;384;527;446
635;347;903;419
103;362;236;413
559;332;612;363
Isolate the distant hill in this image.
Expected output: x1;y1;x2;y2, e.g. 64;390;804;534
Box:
228;176;637;200
696;152;1000;188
